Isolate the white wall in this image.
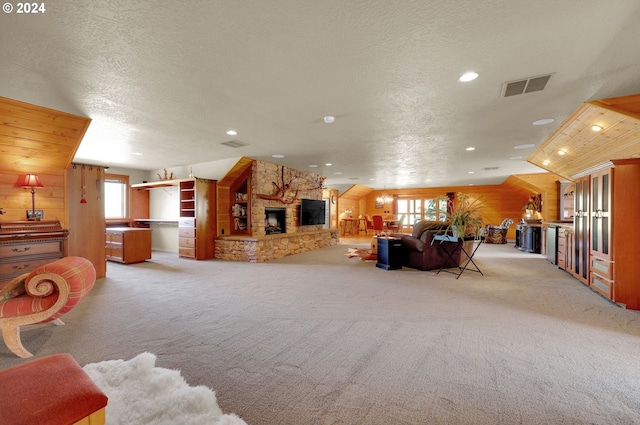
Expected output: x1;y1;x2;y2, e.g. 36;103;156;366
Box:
148;186;179;252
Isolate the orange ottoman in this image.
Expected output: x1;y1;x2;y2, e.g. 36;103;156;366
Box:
371;236;378;254
0;353;108;425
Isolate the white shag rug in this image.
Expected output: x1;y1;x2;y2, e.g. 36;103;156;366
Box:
82;352;247;425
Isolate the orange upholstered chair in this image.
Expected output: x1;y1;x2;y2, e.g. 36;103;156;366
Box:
0;256;96;358
372;215;385;234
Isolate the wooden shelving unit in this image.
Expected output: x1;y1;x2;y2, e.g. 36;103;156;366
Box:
132;177;217;260
230;168;251;235
178;178;217;260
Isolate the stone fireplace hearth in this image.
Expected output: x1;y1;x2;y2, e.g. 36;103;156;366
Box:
265;207;286;235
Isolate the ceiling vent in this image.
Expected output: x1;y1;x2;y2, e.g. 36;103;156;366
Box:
502;74;552;98
221;140;249;148
483;166;500;171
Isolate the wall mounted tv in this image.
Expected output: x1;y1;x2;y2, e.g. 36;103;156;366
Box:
300;198;326;226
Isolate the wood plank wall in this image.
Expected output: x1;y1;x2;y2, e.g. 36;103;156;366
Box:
0;168;66;223
0;97;91;226
338;173;562;239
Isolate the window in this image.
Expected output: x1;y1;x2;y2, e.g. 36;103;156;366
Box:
397;198;421;227
104;174;129;218
397;197;447;226
424;198;447;222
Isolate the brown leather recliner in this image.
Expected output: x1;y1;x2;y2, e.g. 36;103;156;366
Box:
392;221;462;271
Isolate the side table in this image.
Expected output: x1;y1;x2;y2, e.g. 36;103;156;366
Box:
432;234;484;279
375;236;403;270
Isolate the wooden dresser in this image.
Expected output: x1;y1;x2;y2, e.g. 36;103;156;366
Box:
105;227;152;264
0;220;68;285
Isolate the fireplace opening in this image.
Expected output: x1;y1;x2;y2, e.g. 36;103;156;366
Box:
265;208;286;235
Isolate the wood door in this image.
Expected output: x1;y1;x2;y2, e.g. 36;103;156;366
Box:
590;168;612;261
572;176;589;284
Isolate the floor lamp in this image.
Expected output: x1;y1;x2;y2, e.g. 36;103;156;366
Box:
21;174;44;220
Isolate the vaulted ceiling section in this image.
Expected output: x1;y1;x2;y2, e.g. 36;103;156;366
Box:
528;94;640;180
0;97;91;173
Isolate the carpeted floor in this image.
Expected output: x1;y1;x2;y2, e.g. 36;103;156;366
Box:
1;242;640;424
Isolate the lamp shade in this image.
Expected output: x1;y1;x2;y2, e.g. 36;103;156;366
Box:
20;174;44;188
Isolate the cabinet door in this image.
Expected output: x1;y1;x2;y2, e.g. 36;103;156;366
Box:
590;168;612;261
573;177;589;283
566;229;575;273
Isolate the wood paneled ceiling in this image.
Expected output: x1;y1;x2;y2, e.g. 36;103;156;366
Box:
0;97;91;172
217;157;255;188
340;184;374;200
528;94;640;180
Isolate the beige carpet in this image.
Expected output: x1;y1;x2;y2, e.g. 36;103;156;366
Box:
1;242;639;425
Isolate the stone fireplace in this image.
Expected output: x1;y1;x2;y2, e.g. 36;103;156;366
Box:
215;159;339;262
265;207;286;235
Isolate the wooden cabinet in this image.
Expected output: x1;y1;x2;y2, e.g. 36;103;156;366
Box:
572;176;589;284
556;225;574;272
566;227;575;274
567;159;640;309
0;221;68;284
230;168;251;235
131;178;217;260
105;227;152;264
608;160;640;309
588;167;613;298
557;226;568;270
178;179;217;260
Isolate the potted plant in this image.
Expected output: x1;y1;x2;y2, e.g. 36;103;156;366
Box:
441;192;485;239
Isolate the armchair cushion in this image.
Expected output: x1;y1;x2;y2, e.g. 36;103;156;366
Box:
402;236;426;253
0;274;28;301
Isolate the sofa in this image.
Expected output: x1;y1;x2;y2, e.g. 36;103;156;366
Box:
391;221;462;271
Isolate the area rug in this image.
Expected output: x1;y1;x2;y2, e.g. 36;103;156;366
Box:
345;247;377;261
82;352;247;425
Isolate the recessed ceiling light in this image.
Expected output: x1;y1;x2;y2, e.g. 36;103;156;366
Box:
558;150;566;155
272;154;285;159
308;164;318;168
226;130;237;136
591;125;603;132
543;160;550;166
466;147;475;151
533;118;555;126
325;163;332;166
323;116;335;124
133;152;143;156
458;72;479;82
468;171;475;174
514;144;535;150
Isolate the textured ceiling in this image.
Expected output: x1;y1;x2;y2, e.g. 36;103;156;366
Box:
2;1;640;190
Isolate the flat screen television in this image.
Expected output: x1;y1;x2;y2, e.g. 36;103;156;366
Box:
300;198;326;226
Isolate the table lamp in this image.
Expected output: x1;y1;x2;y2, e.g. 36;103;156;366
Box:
21;174;44;220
